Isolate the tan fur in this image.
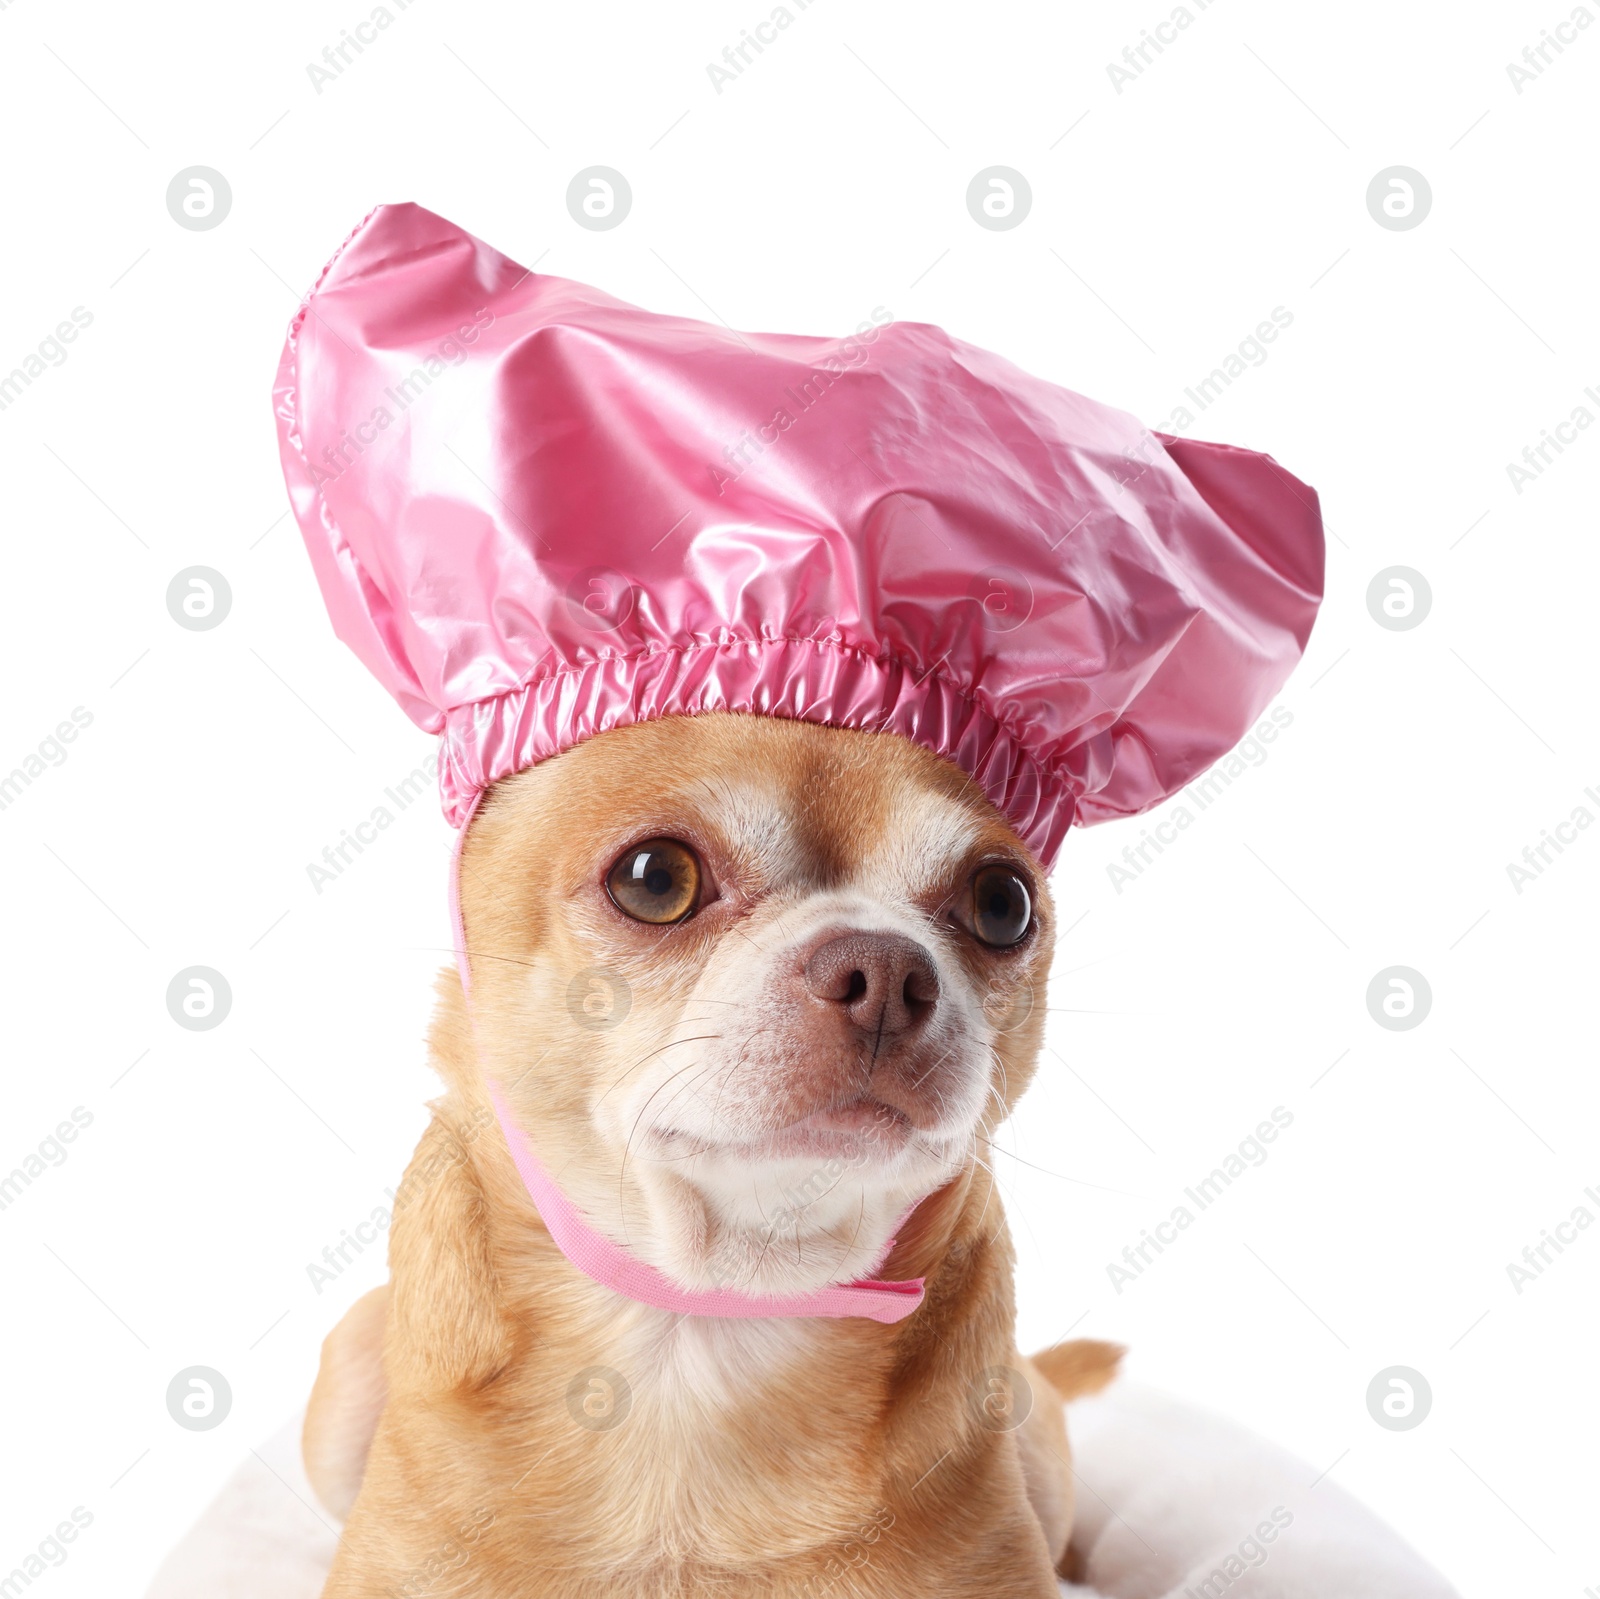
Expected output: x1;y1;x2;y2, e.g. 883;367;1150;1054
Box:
1030;1338;1126;1404
305;713;1122;1596
303;1286;390;1520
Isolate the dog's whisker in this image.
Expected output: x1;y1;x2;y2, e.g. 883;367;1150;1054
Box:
906;1041;954;1092
497;1011;719;1100
620;1053;726;1162
828;1191;871;1278
645;1060;739;1142
616;1055;731;1231
584;1030;708;1099
426;943;545;972
673;1060;764;1136
977;1134;1137;1197
587;1019;732;1110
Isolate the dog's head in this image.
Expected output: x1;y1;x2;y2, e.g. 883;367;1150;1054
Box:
448;712;1052;1299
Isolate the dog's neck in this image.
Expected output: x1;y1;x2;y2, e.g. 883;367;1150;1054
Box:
380;1088;1022;1589
497;1134;1012;1547
484;1074;938;1320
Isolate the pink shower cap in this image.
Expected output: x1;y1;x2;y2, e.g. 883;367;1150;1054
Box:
273;203;1322;867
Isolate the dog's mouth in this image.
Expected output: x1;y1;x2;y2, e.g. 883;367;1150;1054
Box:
745;1096;917;1161
650;1094;919;1164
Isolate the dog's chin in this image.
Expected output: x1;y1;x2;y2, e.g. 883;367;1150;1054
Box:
620;1108;974;1299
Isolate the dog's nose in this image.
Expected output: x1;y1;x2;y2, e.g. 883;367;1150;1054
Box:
804;932;939;1041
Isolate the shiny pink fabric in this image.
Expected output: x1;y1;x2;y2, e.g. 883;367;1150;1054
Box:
274;202;1323;868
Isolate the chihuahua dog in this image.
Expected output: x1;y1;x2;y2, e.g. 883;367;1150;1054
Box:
302;711;1120;1597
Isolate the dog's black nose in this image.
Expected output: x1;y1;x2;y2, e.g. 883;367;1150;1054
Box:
804;932;939;1041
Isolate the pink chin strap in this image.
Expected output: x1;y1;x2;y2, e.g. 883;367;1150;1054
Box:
448;798;927;1325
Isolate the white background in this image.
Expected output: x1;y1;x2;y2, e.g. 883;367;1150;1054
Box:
1;0;1596;1593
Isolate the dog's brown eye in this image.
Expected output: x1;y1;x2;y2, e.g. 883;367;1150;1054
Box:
971;866;1032;948
607;838;702;925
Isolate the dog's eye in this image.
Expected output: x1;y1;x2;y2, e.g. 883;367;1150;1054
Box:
971;866;1032;948
606;838;702;924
